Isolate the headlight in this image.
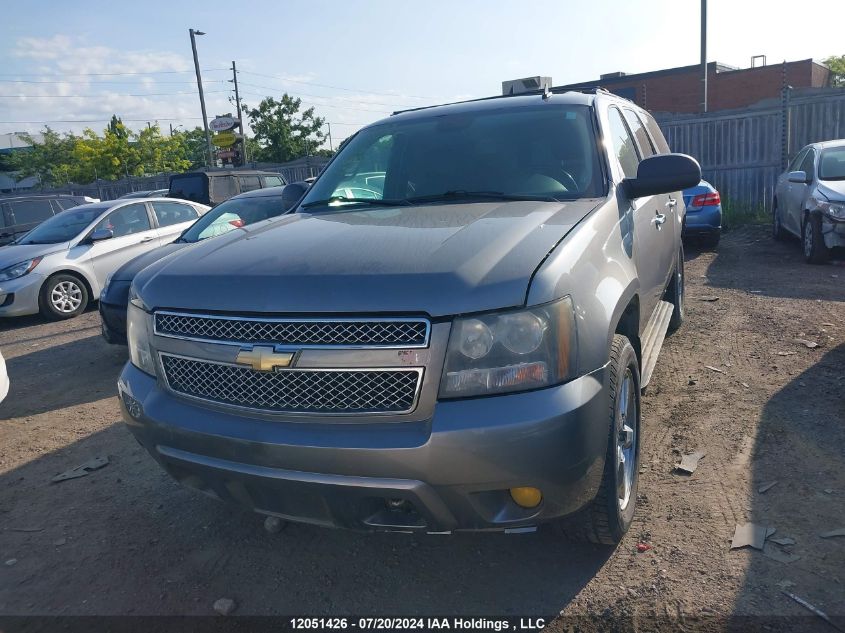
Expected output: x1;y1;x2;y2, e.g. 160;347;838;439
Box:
0;257;42;282
127;286;156;376
439;297;577;399
819;200;845;220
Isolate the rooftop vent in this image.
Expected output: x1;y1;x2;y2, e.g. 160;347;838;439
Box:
600;71;627;80
502;76;552;96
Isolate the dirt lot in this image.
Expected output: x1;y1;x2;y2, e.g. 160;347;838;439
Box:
0;226;843;627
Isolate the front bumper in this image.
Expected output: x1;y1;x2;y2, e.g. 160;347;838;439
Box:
119;361;610;532
0;272;45;317
821;214;845;249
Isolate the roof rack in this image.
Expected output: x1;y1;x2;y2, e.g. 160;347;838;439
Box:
391;86;614;116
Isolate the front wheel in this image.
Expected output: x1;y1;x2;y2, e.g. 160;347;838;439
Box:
559;334;641;545
802;214;830;265
39;273;89;320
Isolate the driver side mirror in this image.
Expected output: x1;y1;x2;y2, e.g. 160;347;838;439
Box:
281;181;311;211
624;153;702;199
788;170;811;184
90;228;114;242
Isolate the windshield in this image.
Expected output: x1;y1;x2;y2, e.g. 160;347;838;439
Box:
819;147;845;181
180;195;287;242
17;205;106;244
300;104;604;210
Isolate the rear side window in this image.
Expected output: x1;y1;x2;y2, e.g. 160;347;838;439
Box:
607;107;641;179
94;203;152;237
641;112;671;154
623;109;656;158
212;176;238;201
170;174;207;202
152;201;199;227
238;175;261;192
0;204;8;228
10;199;55;225
263;175;285;187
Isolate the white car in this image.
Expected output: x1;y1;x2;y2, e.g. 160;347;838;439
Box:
0;198;209;319
0;347;8;403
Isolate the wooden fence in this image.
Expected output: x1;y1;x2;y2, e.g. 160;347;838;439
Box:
656;88;845;212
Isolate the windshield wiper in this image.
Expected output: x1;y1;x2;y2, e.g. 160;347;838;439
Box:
301;196;412;209
406;190;564;204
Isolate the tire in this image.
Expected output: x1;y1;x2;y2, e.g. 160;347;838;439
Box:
665;243;685;333
772;200;788;241
802;214;830;265
39;273;89;320
558;334;641;545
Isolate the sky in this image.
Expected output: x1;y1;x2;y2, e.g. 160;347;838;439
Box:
0;0;842;145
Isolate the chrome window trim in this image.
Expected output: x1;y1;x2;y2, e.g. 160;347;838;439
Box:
153;310;431;350
157;351;425;417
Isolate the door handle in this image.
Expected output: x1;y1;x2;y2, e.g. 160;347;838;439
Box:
666;198;677;209
139;236;155;243
653;212;667;228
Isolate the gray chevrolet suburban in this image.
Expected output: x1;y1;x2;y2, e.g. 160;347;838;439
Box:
119;89;700;544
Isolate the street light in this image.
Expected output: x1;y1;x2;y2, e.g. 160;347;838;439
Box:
189;28;214;167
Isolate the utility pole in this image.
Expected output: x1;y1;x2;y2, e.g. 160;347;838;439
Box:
189;28;214;167
230;60;247;167
327;122;333;152
700;0;708;113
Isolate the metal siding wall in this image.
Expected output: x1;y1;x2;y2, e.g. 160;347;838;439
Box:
656;92;845;211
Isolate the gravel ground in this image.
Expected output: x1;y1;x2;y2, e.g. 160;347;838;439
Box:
0;226;842;628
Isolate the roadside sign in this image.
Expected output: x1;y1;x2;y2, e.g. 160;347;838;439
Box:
216;149;236;159
210;116;238;132
212;131;239;147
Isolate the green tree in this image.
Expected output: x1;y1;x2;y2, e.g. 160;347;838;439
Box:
8;127;79;186
824;55;845;87
244;94;326;163
173;126;210;169
108;114;128;139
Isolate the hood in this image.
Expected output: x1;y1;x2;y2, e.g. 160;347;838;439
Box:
112;241;190;281
135;200;599;317
818;181;845;200
0;243;69;269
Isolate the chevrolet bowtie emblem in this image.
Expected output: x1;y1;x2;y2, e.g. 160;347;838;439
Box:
235;346;295;371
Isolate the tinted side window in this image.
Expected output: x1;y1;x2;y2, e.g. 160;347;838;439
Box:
0;204;8;229
238;175;261;192
212;176;237;200
11;199;55;225
641;112;671;154
263;175;284;187
799;150;815;177
170;174;207;202
94;203;152;237
607;107;641;179
623;109;656;158
152;201;199;227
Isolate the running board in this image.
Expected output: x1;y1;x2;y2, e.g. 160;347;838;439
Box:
640;300;674;389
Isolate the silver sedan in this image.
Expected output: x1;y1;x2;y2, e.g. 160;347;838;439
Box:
0;198;208;319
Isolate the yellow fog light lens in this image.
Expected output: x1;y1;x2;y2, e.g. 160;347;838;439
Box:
510;487;543;508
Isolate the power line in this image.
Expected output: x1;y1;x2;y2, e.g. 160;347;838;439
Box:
0;78;229;86
0;68;228;77
0;90;230;98
0;117;204;123
237;81;424;109
238;69;432;100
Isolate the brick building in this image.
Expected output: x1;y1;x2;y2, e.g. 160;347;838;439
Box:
555;58;832;114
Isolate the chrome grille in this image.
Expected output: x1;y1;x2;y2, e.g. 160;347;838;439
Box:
154;311;429;348
160;354;422;415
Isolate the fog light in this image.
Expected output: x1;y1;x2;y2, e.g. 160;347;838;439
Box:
510;487;542;508
121;391;142;419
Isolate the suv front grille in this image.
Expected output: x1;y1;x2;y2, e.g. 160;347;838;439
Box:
154;312;429;348
160;354;423;415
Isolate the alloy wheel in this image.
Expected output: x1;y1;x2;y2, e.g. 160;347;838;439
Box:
50;280;83;314
616;369;638;511
803;220;813;258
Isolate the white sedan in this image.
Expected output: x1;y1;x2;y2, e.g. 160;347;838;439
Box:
0;198;209;320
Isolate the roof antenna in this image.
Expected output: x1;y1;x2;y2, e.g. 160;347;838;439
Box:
542;83;552;100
